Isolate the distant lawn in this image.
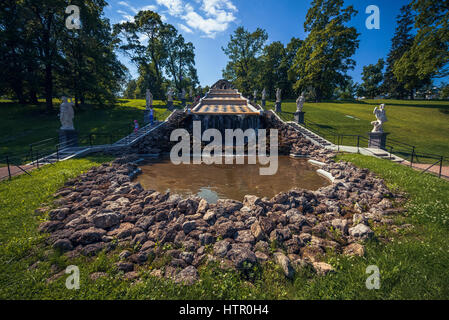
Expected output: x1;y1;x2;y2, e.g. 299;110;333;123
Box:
266;99;449;161
0;99;178;163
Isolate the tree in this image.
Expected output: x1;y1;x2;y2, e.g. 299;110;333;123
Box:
123;79;138;99
282;37;303;99
114;10;198;99
394;0;447;97
59;0;126;107
409;0;449;78
440;82;449;100
222;27;268;95
258;41;286;99
290;0;359;102
359;59;385;99
163;24;198;92
383;4;416;98
114;11;166;98
25;0;67;112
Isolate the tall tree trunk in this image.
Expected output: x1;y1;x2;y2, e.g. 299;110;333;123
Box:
44;62;53;112
29;90;38;104
12;80;26;104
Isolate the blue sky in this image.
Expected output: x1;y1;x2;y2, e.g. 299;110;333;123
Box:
104;0;445;87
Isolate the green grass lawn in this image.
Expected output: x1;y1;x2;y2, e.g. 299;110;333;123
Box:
1;153;448;299
266;99;449;161
0;99;177;163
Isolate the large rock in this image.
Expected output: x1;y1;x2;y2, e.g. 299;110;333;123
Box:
312;262;334;276
215;222;236;239
273;252;294;279
196;199;209;214
52;238;73;251
243;195;262;207
343;243;365;256
349;224;374;240
93;213;120;229
234;230;255;244
174;266;199;285
70;227;105;245
250;221;265;241
213;240;231;257
226;247;257;270
182;221;196;234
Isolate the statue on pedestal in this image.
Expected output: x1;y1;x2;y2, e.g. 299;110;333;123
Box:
145;89;153;110
59;96;75;130
167;88;174;102
181;88;187;107
261;88;266;107
59;96;78;147
167;87;174;109
296;93;305;112
371;104;388;133
368;104;389;149
276;88;282;103
275;88;282;112
253;89;257;102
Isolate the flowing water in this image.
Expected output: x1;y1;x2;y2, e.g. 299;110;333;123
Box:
137;156;329;203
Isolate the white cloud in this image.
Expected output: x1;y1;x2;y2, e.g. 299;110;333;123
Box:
182;0;238;38
141;5;158;11
117;1;159;23
156;0;184;16
118;1;139;14
179;23;193;33
118;0;237;38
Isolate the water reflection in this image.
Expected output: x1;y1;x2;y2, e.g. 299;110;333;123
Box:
137;156;329;203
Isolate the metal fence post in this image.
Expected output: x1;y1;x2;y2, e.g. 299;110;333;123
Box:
357;136;360;153
56;145;59;161
36;151;39;169
410;147;415;167
6;155;11;180
439;156;443;178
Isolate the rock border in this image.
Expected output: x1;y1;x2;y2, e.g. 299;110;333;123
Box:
37;112;407;285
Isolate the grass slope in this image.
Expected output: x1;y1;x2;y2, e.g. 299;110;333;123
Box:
0;99;175;159
0;154;448;299
266;99;449;159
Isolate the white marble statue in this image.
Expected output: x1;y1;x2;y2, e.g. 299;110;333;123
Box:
296;93;305;112
262;88;266;100
181;88;186;99
371;104;388;132
276;88;282;103
253;89;257;100
189;87;193;99
167;88;174;102
59;96;75;130
145;89;153;110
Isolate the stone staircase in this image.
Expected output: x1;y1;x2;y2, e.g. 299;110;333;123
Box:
30;116;172;166
287;121;333;147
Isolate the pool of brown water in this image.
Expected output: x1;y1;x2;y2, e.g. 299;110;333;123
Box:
137;156;329;203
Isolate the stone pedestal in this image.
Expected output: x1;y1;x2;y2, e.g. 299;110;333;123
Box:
59;129;78;148
368;132;389;150
262;100;266;107
294;111;305;124
167;101;173;110
275;102;282;113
